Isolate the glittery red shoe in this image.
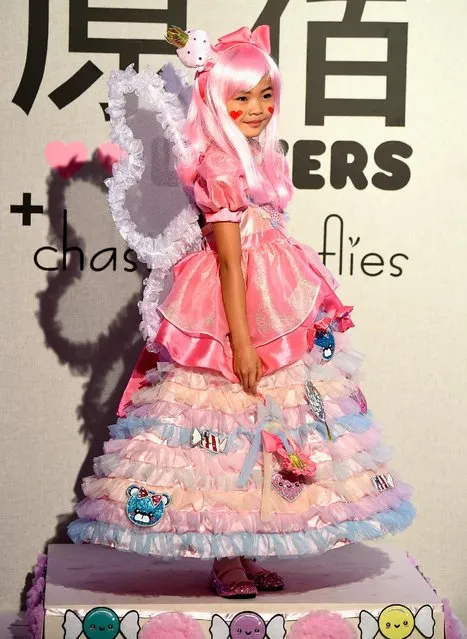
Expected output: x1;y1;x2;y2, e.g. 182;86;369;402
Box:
241;558;285;591
208;567;257;599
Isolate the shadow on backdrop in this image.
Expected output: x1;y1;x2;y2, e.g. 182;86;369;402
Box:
20;75;197;608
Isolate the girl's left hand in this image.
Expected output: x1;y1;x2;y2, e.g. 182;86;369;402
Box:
233;342;263;395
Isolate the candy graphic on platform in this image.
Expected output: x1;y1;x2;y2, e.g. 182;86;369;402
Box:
210;611;286;639
305;380;332;440
359;604;435;639
372;473;395;492
125;484;170;527
314;328;335;361
191;427;227;453
63;607;140;639
272;472;305;502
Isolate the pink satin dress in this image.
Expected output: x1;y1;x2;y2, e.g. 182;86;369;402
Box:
68;144;415;559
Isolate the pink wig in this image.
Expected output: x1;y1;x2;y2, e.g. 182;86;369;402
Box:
177;42;294;210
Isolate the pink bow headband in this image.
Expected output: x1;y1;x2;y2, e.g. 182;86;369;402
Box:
165;25;271;100
215;26;271;56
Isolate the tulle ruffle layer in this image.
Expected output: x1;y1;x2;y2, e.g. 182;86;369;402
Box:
68;329;416;557
97;421;389;488
68;500;415;559
75;481;412;533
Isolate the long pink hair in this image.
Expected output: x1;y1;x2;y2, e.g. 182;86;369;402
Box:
176;43;294;210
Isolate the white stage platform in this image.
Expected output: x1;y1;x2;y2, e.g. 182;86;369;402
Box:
43;541;444;637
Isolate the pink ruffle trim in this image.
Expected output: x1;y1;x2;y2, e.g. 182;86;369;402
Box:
76;481;412;534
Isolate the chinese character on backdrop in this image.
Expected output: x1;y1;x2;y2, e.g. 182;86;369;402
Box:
13;0;187;114
253;0;291;62
306;0;408;126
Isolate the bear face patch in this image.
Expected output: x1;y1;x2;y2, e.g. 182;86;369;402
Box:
272;472;305;502
314;328;335;361
125;484;170;527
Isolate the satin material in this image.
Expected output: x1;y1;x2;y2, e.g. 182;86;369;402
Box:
193;144;290;219
117;347;158;417
216;25;271;55
154;206;350;382
193;146;249;219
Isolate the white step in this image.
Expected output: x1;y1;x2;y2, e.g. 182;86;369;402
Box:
43;541;444;638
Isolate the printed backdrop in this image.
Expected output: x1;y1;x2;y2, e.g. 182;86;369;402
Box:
1;0;466;620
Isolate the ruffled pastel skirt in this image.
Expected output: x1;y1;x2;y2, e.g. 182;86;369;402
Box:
68;327;415;558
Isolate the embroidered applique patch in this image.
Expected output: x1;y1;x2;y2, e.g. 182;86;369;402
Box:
372;473;395;492
272;472;305;502
305;380;332;440
314;328;335;361
125;484;170;527
191;427;227;453
351;385;368;415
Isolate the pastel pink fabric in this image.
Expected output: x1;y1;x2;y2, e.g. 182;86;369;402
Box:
117;347;158;417
193;148;249;219
216;26;271;56
154;146;351;382
193;144;290;218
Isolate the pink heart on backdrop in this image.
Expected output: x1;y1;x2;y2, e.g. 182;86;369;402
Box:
45;141;88;179
97;142;125;174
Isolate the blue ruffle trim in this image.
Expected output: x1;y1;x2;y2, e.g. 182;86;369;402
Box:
108;410;374;453
68;499;415;560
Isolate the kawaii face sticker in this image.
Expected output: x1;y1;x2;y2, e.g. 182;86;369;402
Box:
210;612;286;639
63;608;140;639
359;604;435;639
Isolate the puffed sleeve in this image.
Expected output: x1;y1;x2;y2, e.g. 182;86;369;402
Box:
193;147;249;223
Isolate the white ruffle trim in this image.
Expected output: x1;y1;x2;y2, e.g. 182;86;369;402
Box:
104;63;203;347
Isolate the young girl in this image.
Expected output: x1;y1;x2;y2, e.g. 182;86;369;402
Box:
68;24;415;599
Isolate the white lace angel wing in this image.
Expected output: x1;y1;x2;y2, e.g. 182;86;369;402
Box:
105;62;203;348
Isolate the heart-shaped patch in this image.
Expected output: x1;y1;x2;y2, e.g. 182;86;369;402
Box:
229;110;242;120
272;473;305;502
351;385;368;415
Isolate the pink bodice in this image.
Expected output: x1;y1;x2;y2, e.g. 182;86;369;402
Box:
154;203;352;382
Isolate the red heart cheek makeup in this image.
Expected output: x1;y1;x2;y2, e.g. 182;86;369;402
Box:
268;106;274;115
229;110;243;120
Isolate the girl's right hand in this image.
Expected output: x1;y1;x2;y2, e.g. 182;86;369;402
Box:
233;342;263;395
